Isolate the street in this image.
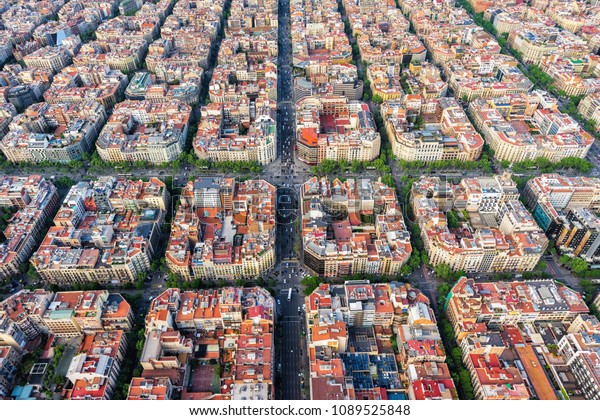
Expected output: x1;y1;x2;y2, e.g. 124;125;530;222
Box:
274;0;306;400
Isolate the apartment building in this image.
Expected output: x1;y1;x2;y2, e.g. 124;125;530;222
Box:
382;97;484;162
508;25;591;65
66;330;127;400
140;286;275;400
447;277;588;332
411;173;547;273
0;176;60;280
403;61;448;98
296;95;380;164
578;92;600;127
40;290;133;339
541;56;600;97
344;0;426;65
306;281;451;400
0;64;54;112
446;54;534;101
125;72;200;105
96;100;191;164
166;177;276;281
301;177;412;278
0;289;54;343
77;38;147;71
0;346;21;397
0;101;107;163
291;0;357;101
127;377;173;400
44;65;129;111
31;177;166;284
23;44;75;73
469;92;594;162
445;273;596;400
0;33;12;66
524;174;600;213
407;362;458;400
145;0;222;78
524;174;600;261
194;100;277;165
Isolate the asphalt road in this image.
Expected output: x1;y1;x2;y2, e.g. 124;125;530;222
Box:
542;253;582;292
274;0;305;400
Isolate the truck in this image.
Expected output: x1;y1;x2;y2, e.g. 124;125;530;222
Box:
287;288;292;301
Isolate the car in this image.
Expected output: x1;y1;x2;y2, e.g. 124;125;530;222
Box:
277;299;281;305
283;279;286;284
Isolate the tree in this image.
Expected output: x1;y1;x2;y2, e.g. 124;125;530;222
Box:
579;280;599;304
570;258;588;275
26;262;39;280
55;176;75;188
301;275;323;294
67;160;84;170
135;272;145;290
451;348;463;366
51;374;65;386
437;283;451;307
350;160;363;173
434;263;454;282
447;211;460;229
381;173;395;188
558;255;572;266
415;116;425;130
408;253;421;270
371;94;384;104
458;368;474;399
400;264;413;277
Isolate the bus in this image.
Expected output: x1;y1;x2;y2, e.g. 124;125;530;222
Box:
287;288;292;301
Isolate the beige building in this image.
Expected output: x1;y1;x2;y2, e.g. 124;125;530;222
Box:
0;101;107;164
0;176;60;280
412;174;547;273
23;45;73;73
32;177;165;284
296;95;380;164
469;94;594;163
382;97;484;162
96;100;191;164
578;92;600;127
166;178;276;281
301;177;412;277
194;100;277;165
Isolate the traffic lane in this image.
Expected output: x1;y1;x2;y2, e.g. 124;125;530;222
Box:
543;254;582;291
280;318;302;399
